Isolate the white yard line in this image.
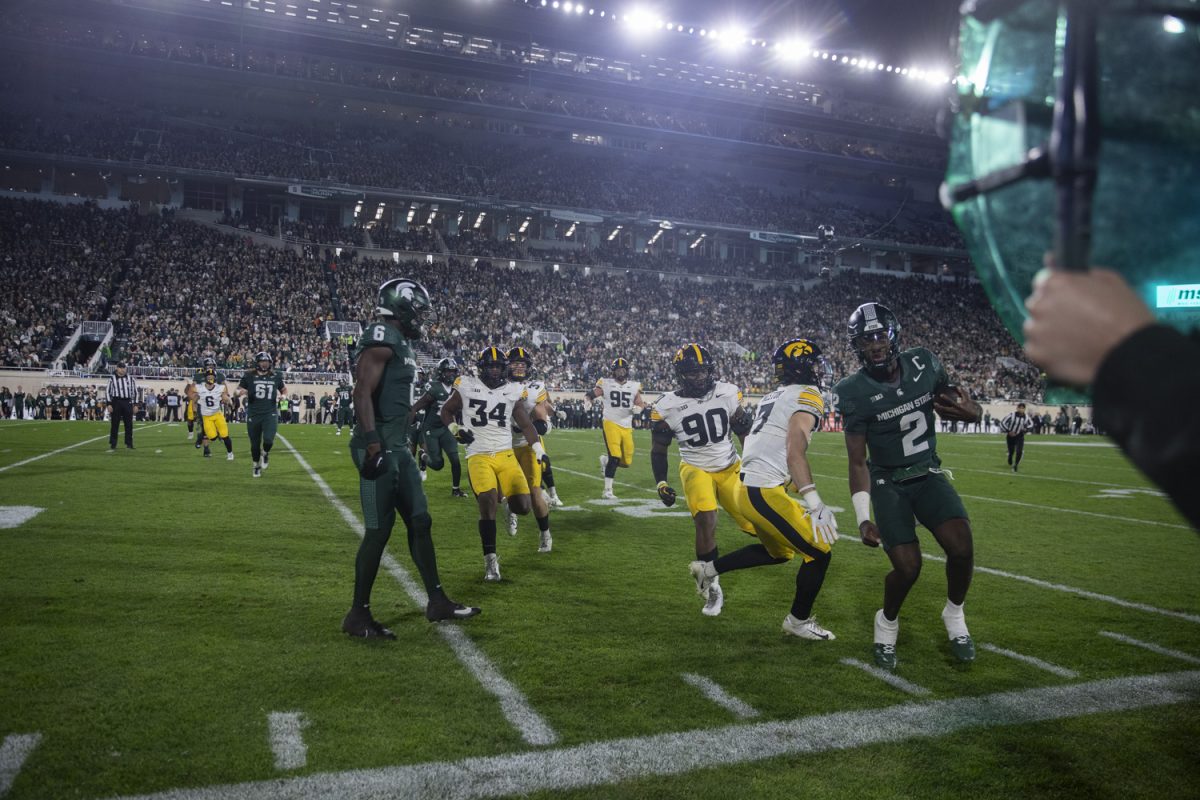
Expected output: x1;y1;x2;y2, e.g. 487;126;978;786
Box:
0;422;167;474
1099;632;1200;666
266;713;308;771
978;644;1079;679
0;733;42;798
840;658;932;696
106;670;1200;800
277;436;559;747
680;673;760;719
921;554;1200;626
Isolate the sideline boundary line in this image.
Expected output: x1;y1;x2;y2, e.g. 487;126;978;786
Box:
0;422;167;474
277;436;559;747
107;670;1200;800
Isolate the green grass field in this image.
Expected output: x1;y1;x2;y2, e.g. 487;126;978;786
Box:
1;419;1197;800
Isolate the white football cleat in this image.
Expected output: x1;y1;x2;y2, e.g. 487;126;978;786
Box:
538;530;552;553
226;452;235;461
507;510;518;536
419;469;427;482
701;578;724;617
782;614;836;640
336;428;342;436
689;560;716;597
261;453;269;470
252;465;262;478
601;489;617;500
484;553;502;582
548;492;564;508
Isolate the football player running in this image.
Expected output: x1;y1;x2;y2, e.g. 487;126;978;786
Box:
410;368;428;482
690;340;840;640
236;351;285;477
440;347;547;581
504;347;556;553
191;368;235;460
589;357;644;499
834;302;981;670
408;358;467;497
652;344;756;616
344;278;479;639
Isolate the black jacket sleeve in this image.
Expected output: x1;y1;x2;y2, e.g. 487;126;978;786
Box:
1092;325;1200;531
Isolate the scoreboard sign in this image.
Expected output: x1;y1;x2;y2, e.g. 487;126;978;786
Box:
1155;284;1200;309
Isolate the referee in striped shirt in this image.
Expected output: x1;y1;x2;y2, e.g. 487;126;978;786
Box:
107;362;137;450
999;403;1035;472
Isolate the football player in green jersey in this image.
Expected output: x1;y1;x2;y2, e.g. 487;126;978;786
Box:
342;278;479;638
834;302;982;671
236;351;285;478
334;379;353;435
409;358;466;497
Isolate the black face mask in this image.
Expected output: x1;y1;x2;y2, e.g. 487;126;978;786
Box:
942;1;1200;349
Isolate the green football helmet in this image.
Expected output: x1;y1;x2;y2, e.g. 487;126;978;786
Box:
376;278;434;339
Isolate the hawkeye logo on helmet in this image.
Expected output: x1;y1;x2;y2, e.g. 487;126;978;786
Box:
785;341;813;357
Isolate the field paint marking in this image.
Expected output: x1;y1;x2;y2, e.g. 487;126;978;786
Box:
0;506;44;529
0;422;168;474
554;465;654;494
267;713;308;771
0;733;42;797
978;644;1079;678
1099;631;1200;665
276;436;559;747
920;554;1200;626
680;673;760;719
840;658;932;696
105;670;1200;800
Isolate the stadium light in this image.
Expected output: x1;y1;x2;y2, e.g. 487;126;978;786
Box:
776;37;809;63
1163;15;1185;34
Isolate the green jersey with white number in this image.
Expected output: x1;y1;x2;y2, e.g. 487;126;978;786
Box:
238;370;285;417
336;388;353;409
419;381;453;431
352;321;418;423
833;347;949;472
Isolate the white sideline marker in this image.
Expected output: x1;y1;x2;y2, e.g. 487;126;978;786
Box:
0;733;42;798
840;658;932;696
978;644;1078;679
105;670;1200;800
0;506;44;530
1099;631;1200;665
277;436;559;747
680;673;760;719
267;713;308;771
921;554;1200;626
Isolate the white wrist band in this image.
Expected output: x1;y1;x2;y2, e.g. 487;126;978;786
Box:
852;491;872;525
801;489;823;509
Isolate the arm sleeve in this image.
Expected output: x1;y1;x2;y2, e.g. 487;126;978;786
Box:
1093;325;1200;530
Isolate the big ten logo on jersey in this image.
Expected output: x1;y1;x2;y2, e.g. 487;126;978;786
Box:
467;397;508;428
588;496;690;518
608;389;632;408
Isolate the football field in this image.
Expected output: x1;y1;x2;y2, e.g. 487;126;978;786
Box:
1;420;1197;799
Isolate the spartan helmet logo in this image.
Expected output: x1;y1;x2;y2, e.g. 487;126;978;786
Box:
398;285;414;302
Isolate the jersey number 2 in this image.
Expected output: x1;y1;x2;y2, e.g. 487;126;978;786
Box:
899;411;930;456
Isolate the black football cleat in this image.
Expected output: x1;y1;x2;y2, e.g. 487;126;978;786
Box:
451;487;468;498
341;606;396;639
425;596;481;622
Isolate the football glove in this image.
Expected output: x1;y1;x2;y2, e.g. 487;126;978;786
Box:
532;441;549;469
359;449;388;480
656;481;677;507
455;427;475;445
802;489;839;546
533;418;549;436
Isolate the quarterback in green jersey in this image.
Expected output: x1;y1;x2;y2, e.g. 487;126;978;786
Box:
341;277;479;639
834;302;982;671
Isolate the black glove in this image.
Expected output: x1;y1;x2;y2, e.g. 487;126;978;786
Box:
359;448;388;480
657;482;677;507
533;418;549;436
455;427;475;445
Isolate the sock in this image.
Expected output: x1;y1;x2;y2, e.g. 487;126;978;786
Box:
203;445;211;455
479;519;497;555
604;477;614;493
353;526;393;607
405;513;442;596
535;514;550;533
714;543;786;575
875;608;899;645
604;457;619;478
221;437;233;453
790;553;830;620
698;547;718;563
942;599;969;638
542;464;556;489
450;458;462;486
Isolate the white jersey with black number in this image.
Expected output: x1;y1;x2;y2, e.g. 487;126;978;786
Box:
651;381;743;472
511;379;549;448
454;375;528;456
195;383;226;417
595;378;641;428
739;383;825;488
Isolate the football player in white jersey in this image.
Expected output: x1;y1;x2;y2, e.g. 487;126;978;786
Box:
589;357;644;499
690;339;839;640
190;368;235;460
651;344;756;616
440;346;546;581
504;347;556;552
